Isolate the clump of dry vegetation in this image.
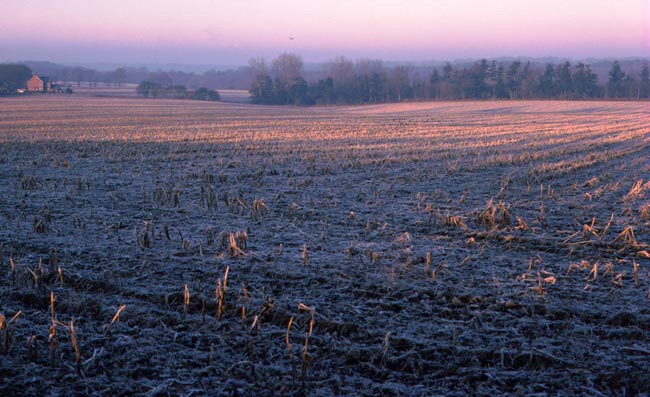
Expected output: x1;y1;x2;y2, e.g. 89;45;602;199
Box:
0;96;648;395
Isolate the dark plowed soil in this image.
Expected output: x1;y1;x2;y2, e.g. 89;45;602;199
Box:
1;97;649;396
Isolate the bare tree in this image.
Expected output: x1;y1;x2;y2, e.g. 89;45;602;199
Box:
248;57;269;77
71;67;84;87
388;65;411;101
271;53;303;83
323;56;354;83
355;59;383;77
113;68;127;87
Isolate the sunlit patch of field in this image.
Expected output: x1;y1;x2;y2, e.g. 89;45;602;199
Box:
0;96;649;395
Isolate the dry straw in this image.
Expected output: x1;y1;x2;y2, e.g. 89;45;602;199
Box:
183;284;190;318
70;319;82;375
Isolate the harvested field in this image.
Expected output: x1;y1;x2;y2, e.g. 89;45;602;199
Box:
0;96;649;395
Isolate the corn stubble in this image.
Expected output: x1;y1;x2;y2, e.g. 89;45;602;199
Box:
0;97;648;395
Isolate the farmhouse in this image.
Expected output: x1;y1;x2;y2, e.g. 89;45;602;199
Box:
26;74;52;92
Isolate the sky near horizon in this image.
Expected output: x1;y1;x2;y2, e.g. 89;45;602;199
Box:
1;0;648;65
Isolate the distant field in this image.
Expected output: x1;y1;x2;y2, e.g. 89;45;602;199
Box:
69;82;140;97
65;82;251;103
0;96;649;395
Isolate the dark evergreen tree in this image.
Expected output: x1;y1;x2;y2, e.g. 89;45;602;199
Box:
538;64;556;98
584;64;599;98
607;61;626;98
466;59;489;99
572;63;598;98
555;62;573;98
520;62;538;98
495;65;508;99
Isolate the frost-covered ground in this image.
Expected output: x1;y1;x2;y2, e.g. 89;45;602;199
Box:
1;96;649;395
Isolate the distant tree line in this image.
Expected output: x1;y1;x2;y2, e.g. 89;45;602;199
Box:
0;64;33;95
250;55;650;105
7;58;650;101
136;81;220;101
20;61;253;90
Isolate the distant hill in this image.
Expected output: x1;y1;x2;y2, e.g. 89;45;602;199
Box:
18;60;242;74
19;61;66;76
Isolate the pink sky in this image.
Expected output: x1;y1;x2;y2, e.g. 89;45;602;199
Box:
2;0;648;64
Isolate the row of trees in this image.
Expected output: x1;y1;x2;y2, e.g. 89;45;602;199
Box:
136;81;220;101
0;64;33;95
250;55;650;105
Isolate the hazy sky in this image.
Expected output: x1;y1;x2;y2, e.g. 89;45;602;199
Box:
2;0;648;65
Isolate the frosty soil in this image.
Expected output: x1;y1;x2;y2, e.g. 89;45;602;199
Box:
0;97;649;395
